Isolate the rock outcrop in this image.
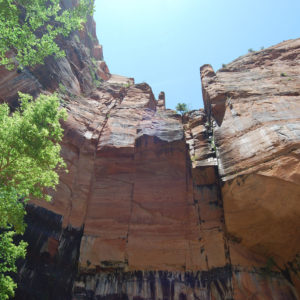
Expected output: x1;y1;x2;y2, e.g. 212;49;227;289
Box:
201;39;300;298
0;9;110;109
0;2;299;298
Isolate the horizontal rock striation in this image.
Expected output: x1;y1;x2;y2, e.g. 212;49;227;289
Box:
201;39;300;297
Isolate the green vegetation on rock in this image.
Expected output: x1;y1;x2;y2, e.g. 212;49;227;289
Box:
0;93;67;299
0;0;94;70
175;102;189;115
0;0;95;295
0;232;26;300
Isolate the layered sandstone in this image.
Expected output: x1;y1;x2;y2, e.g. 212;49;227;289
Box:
19;81;237;299
0;1;299;298
201;39;300;296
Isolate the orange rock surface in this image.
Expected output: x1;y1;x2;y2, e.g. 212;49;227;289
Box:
201;38;300;297
1;3;299;297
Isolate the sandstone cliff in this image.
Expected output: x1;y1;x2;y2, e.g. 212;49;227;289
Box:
201;40;300;298
0;3;299;299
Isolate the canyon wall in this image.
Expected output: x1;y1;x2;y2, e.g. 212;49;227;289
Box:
0;3;299;299
201;39;300;298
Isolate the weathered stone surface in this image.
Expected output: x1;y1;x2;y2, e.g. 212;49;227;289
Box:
232;270;298;300
107;74;135;85
157;91;166;110
96;60;111;81
29;82;207;275
0;15;109;106
73;267;233;300
184;110;229;272
201;38;300;293
14;36;300;299
15;205;83;300
0;63;41;108
93;44;104;61
200;65;226;126
1;2;299;297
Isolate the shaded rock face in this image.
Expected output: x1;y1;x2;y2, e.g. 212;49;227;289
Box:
15;205;83;300
0;2;299;298
73;267;233;300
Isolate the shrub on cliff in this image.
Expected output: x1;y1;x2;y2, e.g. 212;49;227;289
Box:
176;102;189;115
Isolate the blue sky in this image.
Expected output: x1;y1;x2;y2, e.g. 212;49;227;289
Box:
94;0;300;110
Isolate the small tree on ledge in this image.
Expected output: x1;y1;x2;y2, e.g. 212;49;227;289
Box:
175;102;188;115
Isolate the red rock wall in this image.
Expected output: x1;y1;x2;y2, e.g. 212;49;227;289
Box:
201;39;300;299
0;2;299;297
27;81;236;299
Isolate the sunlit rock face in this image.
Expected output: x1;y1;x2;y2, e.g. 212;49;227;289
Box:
1;0;299;298
19;73;298;299
201;39;300;297
64;95;236;299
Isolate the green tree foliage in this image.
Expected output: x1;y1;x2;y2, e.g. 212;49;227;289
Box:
0;232;26;300
0;0;94;70
0;93;67;299
0;1;93;297
175;102;188;115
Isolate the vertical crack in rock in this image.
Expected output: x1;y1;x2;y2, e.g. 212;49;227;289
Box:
125;182;135;264
183;110;234;299
201;39;300;298
82;97;120;226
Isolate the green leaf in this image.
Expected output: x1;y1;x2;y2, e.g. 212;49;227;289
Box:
0;0;95;69
0;93;67;298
